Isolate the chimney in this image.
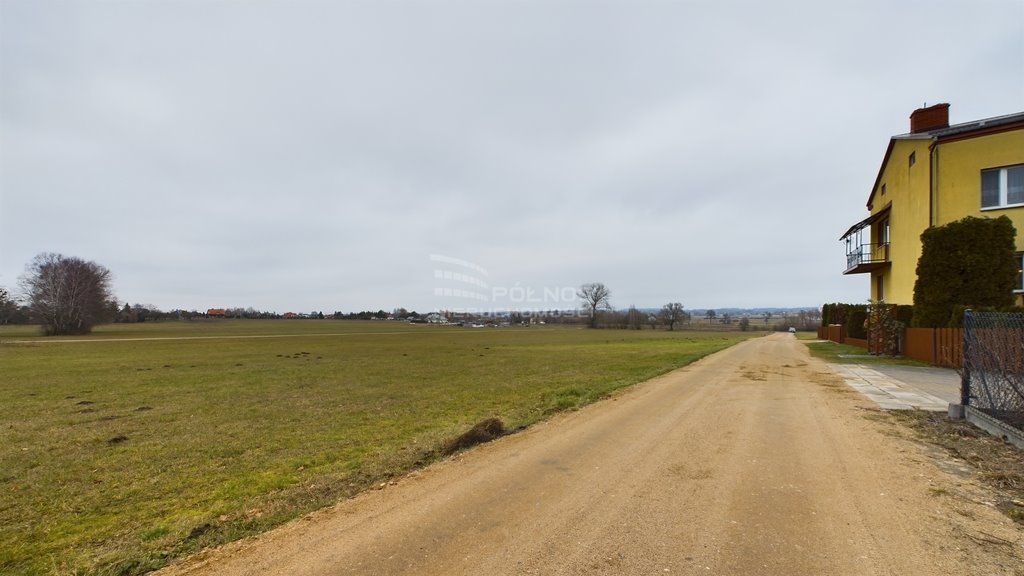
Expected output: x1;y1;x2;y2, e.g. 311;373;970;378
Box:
909;103;950;133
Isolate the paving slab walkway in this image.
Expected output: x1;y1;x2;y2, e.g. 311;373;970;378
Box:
829;363;959;411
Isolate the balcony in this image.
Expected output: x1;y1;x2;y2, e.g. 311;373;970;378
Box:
844;243;890;274
840;205;891;275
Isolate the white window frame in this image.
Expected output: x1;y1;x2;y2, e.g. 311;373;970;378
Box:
981;164;1024;210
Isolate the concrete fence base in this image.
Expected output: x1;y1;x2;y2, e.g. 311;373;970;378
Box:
964;406;1024;450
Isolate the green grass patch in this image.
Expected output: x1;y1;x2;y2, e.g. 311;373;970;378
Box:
803;340;930;366
0;320;750;575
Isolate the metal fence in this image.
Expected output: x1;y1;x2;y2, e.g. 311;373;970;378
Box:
962;310;1024;432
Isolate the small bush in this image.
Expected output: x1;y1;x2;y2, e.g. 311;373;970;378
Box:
441;418;507;455
847;306;868;339
895;305;914;326
821;303;869;338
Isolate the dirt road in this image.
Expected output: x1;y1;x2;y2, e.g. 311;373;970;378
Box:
160;334;1024;575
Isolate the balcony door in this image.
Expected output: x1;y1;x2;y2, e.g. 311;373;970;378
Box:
877;219;890;261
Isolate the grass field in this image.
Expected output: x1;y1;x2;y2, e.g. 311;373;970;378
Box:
0;320;751;575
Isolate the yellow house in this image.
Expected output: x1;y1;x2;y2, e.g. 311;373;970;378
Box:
841;104;1024;306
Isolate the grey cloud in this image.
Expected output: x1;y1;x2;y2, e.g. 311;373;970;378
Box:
1;0;1021;311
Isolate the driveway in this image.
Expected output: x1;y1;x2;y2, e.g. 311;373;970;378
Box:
869;364;961;404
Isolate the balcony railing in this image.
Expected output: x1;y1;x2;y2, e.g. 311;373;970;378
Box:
844;243;890;274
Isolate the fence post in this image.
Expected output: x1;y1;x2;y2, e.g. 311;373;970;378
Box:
960;309;972;407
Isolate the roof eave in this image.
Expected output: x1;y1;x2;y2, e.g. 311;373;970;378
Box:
866;139;896;210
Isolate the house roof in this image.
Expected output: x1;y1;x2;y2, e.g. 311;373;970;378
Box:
898;110;1024;141
866;110;1024;209
840;204;890;241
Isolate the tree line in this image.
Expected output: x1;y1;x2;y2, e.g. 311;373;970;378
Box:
1;253;819;336
577;282;675;330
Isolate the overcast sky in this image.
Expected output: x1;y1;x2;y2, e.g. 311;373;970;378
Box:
1;1;1022;314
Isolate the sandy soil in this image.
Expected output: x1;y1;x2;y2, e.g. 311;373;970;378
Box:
158;333;1024;575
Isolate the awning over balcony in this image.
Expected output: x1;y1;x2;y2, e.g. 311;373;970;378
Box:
840;205;892;275
839;205;890;241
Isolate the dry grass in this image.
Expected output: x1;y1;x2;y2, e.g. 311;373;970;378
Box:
888;410;1024;524
440;418;508;455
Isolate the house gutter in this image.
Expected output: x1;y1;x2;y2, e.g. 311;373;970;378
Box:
928;139;938;227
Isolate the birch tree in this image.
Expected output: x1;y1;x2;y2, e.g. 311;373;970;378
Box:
21;253;114;335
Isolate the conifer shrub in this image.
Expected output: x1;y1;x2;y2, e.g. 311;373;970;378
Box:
912;216;1017;327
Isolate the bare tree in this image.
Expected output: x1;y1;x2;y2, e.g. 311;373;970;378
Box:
0;287;16;325
21;253;114;336
626;305;643;330
660;302;685;331
577;282;611;328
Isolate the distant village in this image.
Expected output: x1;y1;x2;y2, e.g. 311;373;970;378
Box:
0;297;821;332
193;306;822;331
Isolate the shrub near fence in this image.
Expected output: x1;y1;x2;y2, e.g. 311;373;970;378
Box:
818;324;868;350
821;303;868;339
819;306;1011;369
820;324;961;365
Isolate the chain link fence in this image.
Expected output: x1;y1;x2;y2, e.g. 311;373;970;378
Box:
962;310;1024;432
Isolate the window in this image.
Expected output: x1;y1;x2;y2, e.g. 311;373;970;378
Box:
909;151;916;167
981;164;1024;209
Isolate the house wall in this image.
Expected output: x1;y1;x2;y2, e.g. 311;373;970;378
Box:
934;128;1024;307
869;138;932;304
933;128;1024;242
849;114;1024;308
868;126;1024;306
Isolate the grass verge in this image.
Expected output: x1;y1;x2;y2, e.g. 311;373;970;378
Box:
803;340;930;367
0;321;750;575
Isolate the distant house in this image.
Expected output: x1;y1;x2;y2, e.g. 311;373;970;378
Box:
424;312;447;324
283;312;298;319
840;103;1024;305
207;308;226;318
